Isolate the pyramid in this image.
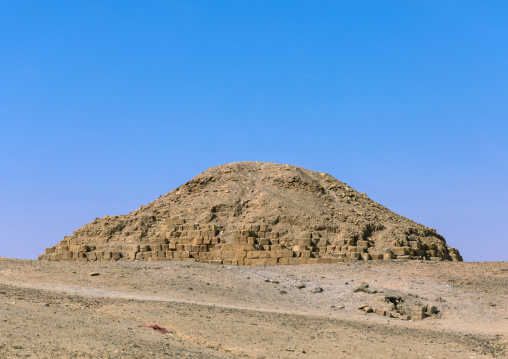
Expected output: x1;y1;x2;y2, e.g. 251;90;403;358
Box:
39;162;463;264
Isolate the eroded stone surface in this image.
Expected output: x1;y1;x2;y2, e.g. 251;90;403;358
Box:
39;162;463;264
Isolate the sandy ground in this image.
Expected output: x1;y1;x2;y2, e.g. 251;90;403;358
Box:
0;258;506;358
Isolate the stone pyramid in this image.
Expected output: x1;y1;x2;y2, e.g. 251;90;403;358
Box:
39;162;463;264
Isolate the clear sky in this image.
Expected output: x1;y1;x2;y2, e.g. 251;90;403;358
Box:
1;1;506;261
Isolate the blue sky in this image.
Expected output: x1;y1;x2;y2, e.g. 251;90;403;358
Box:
1;1;506;261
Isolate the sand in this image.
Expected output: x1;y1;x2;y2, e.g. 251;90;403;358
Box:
0;257;506;358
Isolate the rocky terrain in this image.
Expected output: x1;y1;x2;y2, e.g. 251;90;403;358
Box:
39;162;462;264
0;257;506;358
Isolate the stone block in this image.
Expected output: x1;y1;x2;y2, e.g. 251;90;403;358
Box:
222;251;235;260
347;252;361;260
306;258;318;264
301;250;311;258
383;253;395;260
210;251;222;260
232;258;244;266
278;258;289;265
296;238;312;247
233;237;248;245
222;243;233;251
258;238;270;245
357;240;370;247
254;258;267;266
235;250;247;258
45;247;56;255
361;253;371;260
288;258;302;265
266;258;278;266
86;252;97;261
316;258;331;264
210;260;223;265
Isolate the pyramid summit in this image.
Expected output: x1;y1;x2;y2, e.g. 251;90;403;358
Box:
39;162;462;264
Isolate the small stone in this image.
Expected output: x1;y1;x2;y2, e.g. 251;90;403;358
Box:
311;287;323;293
296;283;306;289
486;302;496;306
280;290;288;295
337;305;345;309
89;272;100;276
353;282;377;294
363;306;373;313
13;345;23;349
428;305;438;314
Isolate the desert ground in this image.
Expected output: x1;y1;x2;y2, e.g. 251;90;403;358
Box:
0;258;506;358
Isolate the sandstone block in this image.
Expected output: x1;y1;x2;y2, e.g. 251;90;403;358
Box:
288;258;302;265
266;258;277;266
278;258;289;265
232;258;244;266
316;258;331;264
383;253;395;260
235;250;247;258
296;238;312;247
254;258;267;266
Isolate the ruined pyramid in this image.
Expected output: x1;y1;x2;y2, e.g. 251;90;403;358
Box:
39;162;463;264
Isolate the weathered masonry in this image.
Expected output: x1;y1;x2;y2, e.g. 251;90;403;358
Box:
40;218;462;265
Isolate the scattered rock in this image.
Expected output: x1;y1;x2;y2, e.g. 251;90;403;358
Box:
311;287;323;293
89;272;100;276
353;282;378;294
486;302;496;306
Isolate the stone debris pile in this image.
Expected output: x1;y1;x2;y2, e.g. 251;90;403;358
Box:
358;296;438;321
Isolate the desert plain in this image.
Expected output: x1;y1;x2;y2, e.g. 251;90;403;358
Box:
0;257;506;358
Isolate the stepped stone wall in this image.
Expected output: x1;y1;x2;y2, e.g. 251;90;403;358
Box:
40;218;462;265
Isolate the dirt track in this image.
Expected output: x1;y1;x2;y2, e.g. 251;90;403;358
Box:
0;258;506;358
